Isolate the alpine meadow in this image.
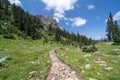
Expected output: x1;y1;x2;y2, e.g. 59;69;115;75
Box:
0;0;120;80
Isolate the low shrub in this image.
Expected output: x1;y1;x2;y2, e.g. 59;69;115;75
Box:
108;49;120;55
82;46;88;52
112;42;120;45
82;45;97;52
3;34;16;39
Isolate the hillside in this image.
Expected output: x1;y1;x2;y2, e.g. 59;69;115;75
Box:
0;0;93;46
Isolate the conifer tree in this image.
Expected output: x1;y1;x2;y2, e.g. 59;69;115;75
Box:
106;13;114;41
106;13;120;44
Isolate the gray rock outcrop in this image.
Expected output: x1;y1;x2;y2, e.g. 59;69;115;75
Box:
36;15;63;30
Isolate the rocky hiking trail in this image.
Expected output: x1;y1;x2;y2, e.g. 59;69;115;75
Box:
46;50;82;80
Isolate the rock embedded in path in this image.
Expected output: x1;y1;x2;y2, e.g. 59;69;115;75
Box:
46;50;82;80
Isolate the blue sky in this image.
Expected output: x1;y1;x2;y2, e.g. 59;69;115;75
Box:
8;0;120;39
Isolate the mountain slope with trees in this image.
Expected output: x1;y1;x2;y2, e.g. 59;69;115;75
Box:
0;0;93;46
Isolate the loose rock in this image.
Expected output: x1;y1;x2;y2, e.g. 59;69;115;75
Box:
46;50;82;80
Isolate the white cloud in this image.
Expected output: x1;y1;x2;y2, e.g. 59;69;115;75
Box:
87;4;95;10
113;11;120;21
53;12;65;22
42;0;87;27
69;17;87;27
42;0;77;22
8;0;21;6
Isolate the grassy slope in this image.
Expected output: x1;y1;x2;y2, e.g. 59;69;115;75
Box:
0;38;62;80
56;43;120;80
0;38;120;80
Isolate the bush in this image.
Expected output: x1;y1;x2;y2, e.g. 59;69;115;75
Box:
82;45;97;52
79;43;84;49
82;46;88;52
112;42;120;45
3;34;16;39
108;49;120;55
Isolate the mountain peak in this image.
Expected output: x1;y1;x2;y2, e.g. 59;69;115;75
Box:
36;15;63;30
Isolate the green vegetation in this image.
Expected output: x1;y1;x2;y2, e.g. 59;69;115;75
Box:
108;49;120;55
0;38;52;80
106;13;120;44
0;0;93;46
0;38;120;80
56;43;120;80
0;0;120;80
82;44;98;52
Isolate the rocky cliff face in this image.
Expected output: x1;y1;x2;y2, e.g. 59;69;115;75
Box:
36;15;63;30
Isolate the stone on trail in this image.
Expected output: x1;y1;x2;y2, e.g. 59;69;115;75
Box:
46;50;82;80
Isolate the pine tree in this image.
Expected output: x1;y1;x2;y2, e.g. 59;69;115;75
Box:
106;13;120;44
113;21;120;43
106;13;114;41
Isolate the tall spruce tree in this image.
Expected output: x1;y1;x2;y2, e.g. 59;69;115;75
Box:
106;13;114;41
106;13;120;43
113;20;120;43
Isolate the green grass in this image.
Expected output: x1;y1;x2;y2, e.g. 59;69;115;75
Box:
0;38;63;80
0;38;120;80
56;43;120;80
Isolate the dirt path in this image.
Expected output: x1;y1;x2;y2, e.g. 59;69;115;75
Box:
46;50;82;80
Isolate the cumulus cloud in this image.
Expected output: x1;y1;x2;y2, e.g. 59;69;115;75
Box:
87;4;95;10
42;0;86;27
113;11;120;21
42;0;77;22
69;17;87;27
63;17;86;27
8;0;21;6
53;12;65;22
